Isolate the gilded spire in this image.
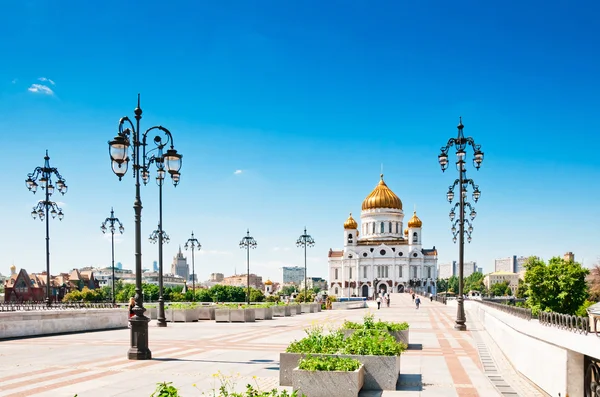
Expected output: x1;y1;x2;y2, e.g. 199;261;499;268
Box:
408;211;423;228
344;213;358;230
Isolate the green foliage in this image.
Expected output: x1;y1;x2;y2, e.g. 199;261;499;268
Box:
294;291;314;303
298;355;361;372
588;265;600;301
489;281;510;297
249;288;265;303
436;278;448;293
576;300;596;317
341;313;409;331
463;272;485;292
279;285;297;296
286;327;345;354
196;288;214;302
525;256;589;315
515;278;528;299
447;276;459;294
343;329;406;356
210;284;246;303
62;287;107;302
265;295;280;303
151;382;180;397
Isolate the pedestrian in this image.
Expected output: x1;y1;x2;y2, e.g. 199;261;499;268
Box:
430;293;433;302
386;294;391;307
412;293;415;301
376;296;381;310
128;297;135;328
415;296;421;310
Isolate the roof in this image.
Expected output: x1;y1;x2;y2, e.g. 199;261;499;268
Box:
328;249;343;258
488;271;519;276
422;248;437;256
357;239;407;246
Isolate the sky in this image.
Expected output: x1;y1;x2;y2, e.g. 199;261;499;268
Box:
1;0;599;283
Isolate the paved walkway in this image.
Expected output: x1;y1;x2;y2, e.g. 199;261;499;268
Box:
0;293;544;396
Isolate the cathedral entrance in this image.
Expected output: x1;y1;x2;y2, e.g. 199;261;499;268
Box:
361;284;369;298
378;283;388;294
397;284;405;293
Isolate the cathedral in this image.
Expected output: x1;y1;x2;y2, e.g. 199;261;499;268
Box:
328;174;438;298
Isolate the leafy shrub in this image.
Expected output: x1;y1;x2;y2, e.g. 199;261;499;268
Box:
341;313;409;331
576;300;596;317
151;382;180;397
265;295;280;303
343;329;406;356
298;355;361;372
286;327;345;354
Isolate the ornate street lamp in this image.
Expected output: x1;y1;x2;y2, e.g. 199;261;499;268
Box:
101;208;124;306
26;151;67;306
296;227;315;301
149;227;170;326
438;117;484;331
108;94;182;360
184;232;201;301
143;131;180;327
239;230;257;304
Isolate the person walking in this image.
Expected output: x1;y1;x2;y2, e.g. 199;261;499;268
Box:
386;293;391;307
128;297;135;328
376;296;382;310
430;293;433;302
415;296;421;310
412;293;415;301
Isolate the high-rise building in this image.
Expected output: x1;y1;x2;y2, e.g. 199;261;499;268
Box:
171;246;189;281
153;261;158;272
116;262;123;270
222;273;263;288
495;255;531;273
282;266;305;285
437;263;453;279
210;273;224;282
438;261;478;278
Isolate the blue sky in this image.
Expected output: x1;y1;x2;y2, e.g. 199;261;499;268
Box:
1;0;599;282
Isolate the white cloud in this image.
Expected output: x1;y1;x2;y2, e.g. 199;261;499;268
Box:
234;170;243;175
28;84;54;95
38;77;55;85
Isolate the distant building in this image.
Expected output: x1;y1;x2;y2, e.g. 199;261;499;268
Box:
142;271;186;288
171;246;189;281
152;261;158;272
299;277;328;292
210;273;224;282
495;255;531;273
222;273;263;289
116;262;123;270
564;252;575;263
437;261;478;279
282;266;305;285
438;263;453;279
484;271;522;295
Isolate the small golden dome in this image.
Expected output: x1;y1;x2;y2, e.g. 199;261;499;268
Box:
362;174;402;211
404;228;408;236
10;264;16;271
344;213;358;230
265;279;273;285
408;211;422;228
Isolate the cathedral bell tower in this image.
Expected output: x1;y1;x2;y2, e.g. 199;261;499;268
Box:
407;211;423;248
343;213;358;251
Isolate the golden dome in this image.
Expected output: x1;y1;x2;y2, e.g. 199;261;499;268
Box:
407;211;422;228
361;174;402;211
404;228;408;236
265;279;273;285
344;213;358;230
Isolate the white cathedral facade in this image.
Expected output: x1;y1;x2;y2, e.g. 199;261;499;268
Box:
328;174;438;298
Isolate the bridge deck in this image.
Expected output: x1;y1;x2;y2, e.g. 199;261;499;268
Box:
0;293;546;396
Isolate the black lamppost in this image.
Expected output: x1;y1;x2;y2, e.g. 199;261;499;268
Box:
144;132;180;327
373;278;379;300
239;230;257;304
26;151;67;306
296;227;315;301
108;94;182;360
184;232;201;301
101;208;124;306
438;117;484;331
149;227;170;326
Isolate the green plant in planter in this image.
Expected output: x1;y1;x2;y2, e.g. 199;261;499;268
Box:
151;381;180;397
342;329;406;356
341;313;409;331
286;326;345;354
298;355;361;372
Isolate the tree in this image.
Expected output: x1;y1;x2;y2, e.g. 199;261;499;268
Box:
447;276;459;294
489;281;510;297
279;285;297;296
464;272;485;292
504;285;513;296
524;256;589;315
515;278;528;299
436;278;448;293
249;288;265;303
195;289;213;302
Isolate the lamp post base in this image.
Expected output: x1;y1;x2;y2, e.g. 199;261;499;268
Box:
454;322;467;331
128;315;152;360
157;299;167;327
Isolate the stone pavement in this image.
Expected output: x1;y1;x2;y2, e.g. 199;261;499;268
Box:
0;293;545;396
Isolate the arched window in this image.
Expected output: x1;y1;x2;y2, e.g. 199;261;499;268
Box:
413;232;418;243
347;233;353;244
380;222;384;233
388;222;392;233
335;287;339;295
372;223;376;234
395;223;399;233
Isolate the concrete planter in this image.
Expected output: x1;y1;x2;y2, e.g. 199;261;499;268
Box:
292;365;364;397
254;307;273;320
147;307;157;320
341;328;409;345
215;308;231;322
273;306;291;317
279;352;399;390
230;308;255;322
198;306;215;320
172;308;199;322
292;304;302;315
301;304;313;313
316;303;322;312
